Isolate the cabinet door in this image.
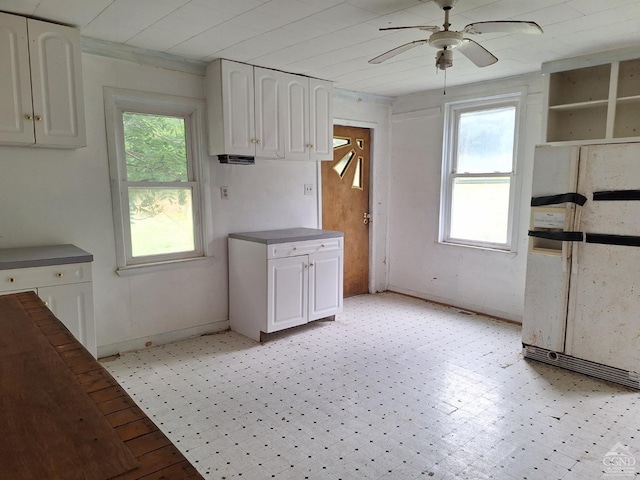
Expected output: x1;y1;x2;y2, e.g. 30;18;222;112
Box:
38;282;96;357
27;18;86;147
282;73;309;161
254;67;283;158
308;249;343;321
267;256;308;332
309;78;333;161
221;60;255;156
0;13;34;145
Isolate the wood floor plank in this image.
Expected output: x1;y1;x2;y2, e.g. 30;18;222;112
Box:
115;445;186;480
137;461;202;480
116;417;159;442
125;430;173;457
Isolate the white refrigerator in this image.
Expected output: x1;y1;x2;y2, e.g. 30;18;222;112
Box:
523;142;640;389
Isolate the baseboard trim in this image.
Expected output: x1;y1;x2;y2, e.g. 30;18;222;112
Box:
97;320;229;358
386;287;522;325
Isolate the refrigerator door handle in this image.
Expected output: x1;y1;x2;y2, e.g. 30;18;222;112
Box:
571;206;583;273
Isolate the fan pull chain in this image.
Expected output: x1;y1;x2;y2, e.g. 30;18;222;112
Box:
443;67;447;95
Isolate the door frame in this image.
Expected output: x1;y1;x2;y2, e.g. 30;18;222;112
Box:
317;118;378;295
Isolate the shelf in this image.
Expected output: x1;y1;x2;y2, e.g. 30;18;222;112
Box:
614;101;640;138
547;105;607;142
548;99;609;111
616;95;640;105
618;58;640;98
548;64;611;107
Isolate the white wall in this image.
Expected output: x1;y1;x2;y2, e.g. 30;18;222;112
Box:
388;75;544;322
0;51;391;356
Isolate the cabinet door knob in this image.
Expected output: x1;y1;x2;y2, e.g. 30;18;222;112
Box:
309;263;314;267
24;114;32;120
256;139;261;144
306;144;314;148
56;273;64;278
35;115;42;121
9;277;16;283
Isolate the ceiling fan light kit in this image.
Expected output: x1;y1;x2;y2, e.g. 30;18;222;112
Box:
370;0;543;76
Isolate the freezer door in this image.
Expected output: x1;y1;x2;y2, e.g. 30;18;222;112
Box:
522;253;571;351
522;145;579;351
566;143;640;372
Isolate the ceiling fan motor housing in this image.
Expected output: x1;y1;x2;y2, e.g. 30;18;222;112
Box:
434;0;458;9
428;30;463;49
436;49;454;70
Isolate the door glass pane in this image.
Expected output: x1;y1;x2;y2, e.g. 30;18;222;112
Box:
129;187;195;257
123;113;188;182
450;177;510;244
456;106;515;173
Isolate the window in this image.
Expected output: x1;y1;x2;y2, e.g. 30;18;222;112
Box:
105;88;206;271
440;93;523;250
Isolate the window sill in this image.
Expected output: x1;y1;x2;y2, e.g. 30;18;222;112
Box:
116;255;215;277
439;240;517;256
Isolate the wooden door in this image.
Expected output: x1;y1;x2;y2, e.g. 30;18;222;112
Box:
322;125;370;297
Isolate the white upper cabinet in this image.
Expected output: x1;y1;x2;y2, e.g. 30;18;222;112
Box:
0;13;86;148
254;67;284;159
309;78;333;161
206;59;333;161
206;60;255;157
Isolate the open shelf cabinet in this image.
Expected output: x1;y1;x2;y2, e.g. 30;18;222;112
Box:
543;52;640;144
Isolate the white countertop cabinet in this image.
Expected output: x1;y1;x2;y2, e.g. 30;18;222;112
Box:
0;12;86;148
229;228;343;341
0;245;96;357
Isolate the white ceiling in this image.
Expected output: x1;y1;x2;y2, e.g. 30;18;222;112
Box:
4;0;640;97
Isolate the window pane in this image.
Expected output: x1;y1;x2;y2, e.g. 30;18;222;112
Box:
450;177;510;244
456;107;515;173
123;113;188;182
129;187;195;257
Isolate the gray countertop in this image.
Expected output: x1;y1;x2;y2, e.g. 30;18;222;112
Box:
229;228;343;245
0;244;93;270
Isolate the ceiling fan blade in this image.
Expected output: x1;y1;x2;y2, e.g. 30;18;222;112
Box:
457;39;498;67
463;21;543;35
368;39;429;64
379;25;441;33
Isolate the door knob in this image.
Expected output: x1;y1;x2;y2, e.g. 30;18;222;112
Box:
363;212;371;225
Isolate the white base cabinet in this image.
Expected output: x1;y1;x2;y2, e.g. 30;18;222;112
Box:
0;246;96;357
229;229;343;341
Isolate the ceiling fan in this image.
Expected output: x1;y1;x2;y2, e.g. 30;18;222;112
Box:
369;0;543;71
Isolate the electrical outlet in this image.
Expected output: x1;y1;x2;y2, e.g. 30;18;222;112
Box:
220;186;229;199
304;184;314;195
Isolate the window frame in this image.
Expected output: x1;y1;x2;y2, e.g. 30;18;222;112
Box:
104;87;208;272
439;92;525;251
